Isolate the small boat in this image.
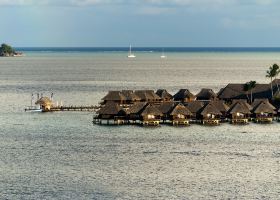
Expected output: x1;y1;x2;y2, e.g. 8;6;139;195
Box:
160;49;166;59
127;45;136;58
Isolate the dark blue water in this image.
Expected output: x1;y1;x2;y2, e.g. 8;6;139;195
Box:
15;47;280;53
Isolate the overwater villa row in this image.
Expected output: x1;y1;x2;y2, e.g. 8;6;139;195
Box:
93;80;280;126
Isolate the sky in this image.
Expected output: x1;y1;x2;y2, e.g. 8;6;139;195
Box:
1;0;280;47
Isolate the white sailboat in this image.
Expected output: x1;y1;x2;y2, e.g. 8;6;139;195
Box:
127;45;136;58
160;49;166;59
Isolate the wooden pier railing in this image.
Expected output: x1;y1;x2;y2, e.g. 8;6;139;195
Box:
50;105;100;112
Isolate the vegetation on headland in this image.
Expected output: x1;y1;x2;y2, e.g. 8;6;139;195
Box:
0;43;23;57
0;43;15;56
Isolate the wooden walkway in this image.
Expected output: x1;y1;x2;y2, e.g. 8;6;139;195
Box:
51;106;99;112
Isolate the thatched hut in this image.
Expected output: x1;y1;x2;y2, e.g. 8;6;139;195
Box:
125;102;147;123
95;102;127;125
156;102;175;122
199;102;222;125
102;91;126;105
252;100;276;123
170;103;192;125
228;101;251;124
218;83;271;102
140;104;163;126
134;90;162;103
173;89;195;103
121;90;141;104
211;100;230;120
35;97;53;112
185;101;205;120
156;89;173;102
196;88;217;101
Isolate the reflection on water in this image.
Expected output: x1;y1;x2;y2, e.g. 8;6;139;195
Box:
0;52;280;199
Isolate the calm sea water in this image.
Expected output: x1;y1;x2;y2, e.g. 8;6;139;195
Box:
1;48;280;199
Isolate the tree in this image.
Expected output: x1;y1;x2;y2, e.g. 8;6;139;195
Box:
272;64;280;92
0;43;15;56
244;80;256;103
266;65;278;98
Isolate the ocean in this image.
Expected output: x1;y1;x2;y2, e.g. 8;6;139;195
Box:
1;48;280;199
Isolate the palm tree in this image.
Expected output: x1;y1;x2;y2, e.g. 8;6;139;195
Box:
266;65;278;98
272;64;280;92
244;81;256;103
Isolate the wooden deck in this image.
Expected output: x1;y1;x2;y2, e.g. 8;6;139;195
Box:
254;117;273;123
172;120;190;126
231;118;249;124
202;119;220;125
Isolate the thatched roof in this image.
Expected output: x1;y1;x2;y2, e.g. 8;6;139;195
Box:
97;102;126;115
196;88;217;100
156;102;175;114
173;89;195;101
218;84;271;100
186;101;205;113
156;89;173;100
252;101;276;114
102;91;126;101
200;102;222;116
134;90;161;101
251;99;273;109
121;90;141;101
170;103;192;116
141;104;163;116
146;90;162;100
228;102;251;114
126;102;147;115
231;100;252;111
35;97;52;105
211;100;229;113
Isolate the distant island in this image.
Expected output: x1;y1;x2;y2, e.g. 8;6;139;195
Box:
0;43;23;57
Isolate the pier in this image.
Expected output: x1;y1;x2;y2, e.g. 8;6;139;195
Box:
51;106;99;112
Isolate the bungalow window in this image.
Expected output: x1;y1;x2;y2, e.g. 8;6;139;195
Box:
177;114;185;119
207;113;215;119
236;112;244;117
147;114;155;119
260;112;268;117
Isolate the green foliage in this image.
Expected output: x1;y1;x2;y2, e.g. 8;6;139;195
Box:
266;64;279;79
0;43;15;55
244;80;256;92
244;80;256;103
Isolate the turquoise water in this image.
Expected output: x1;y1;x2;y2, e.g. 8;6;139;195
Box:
1;51;280;199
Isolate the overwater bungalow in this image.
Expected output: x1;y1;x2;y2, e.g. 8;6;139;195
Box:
156;102;175;123
102;91;126;105
251;100;276;123
134;90;162;103
185;101;205;120
121;90;141;104
199;102;222;125
196;88;217;101
210;100;230;120
228;101;251;124
125;102;147;123
140;104;163;126
156;89;173;102
35;97;53;112
95;102;127;125
170;103;192;126
173;89;195;103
